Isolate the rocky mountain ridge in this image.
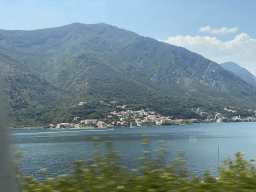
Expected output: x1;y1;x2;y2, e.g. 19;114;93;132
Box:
220;62;256;87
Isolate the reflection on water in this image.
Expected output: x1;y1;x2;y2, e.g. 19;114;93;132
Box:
9;122;256;181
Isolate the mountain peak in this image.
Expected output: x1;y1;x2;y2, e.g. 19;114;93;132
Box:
220;62;243;70
220;62;256;87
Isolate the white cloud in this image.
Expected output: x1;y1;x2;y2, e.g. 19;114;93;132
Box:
199;26;238;35
160;33;256;76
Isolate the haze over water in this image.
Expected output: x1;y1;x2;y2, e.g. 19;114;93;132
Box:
10;122;256;181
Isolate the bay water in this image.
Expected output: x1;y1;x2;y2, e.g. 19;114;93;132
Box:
9;122;256;181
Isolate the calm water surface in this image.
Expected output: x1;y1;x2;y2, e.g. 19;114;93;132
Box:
9;122;256;181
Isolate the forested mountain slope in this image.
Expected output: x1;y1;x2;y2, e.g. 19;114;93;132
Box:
1;23;256;126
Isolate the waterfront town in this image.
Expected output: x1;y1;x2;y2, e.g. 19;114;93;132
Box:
49;101;256;129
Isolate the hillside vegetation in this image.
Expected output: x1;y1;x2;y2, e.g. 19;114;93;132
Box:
1;23;256;127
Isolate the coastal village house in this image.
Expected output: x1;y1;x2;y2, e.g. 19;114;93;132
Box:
80;119;98;127
56;123;75;128
97;121;108;128
78;102;86;106
74;117;80;121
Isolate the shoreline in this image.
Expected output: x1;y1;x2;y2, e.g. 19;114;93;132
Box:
7;127;45;130
7;120;255;130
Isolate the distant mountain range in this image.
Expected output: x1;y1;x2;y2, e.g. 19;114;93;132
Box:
1;23;256;126
220;62;256;87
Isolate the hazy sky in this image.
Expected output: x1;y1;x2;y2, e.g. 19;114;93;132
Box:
1;0;256;75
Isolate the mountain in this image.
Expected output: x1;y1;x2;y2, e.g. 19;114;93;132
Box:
1;23;256;126
220;62;256;87
0;52;69;106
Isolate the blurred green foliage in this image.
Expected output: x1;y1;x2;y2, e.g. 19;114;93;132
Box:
13;135;256;191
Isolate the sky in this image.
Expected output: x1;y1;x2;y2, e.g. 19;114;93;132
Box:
1;0;256;75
